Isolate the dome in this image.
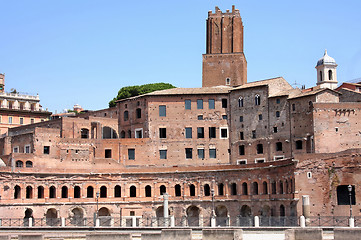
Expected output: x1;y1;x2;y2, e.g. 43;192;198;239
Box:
316;50;336;66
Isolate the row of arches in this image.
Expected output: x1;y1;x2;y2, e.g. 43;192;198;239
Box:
15;160;33;168
78;126;118;139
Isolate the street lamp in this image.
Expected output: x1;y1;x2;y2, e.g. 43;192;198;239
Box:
348;185;353;218
211;188;215;217
96;191;100;218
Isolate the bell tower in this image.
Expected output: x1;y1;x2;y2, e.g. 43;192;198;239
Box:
202;6;247;87
315;50;338;90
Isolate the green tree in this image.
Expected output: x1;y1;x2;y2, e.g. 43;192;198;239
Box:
109;83;176;107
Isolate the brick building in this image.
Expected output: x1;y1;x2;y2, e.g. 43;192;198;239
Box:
0;6;360;224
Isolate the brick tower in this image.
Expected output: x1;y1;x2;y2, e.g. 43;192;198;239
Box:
202;6;247;87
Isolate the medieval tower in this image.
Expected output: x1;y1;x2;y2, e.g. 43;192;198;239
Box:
202;6;247;87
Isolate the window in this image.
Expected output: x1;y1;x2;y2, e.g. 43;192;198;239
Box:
208;99;215;109
329;70;333;80
145;185;152;197
43;146;50;154
242;183;248;195
8;116;12;124
253;182;259;195
114;185;121;197
185;99;191;110
231;183;237;195
160;150;167;159
238;97;243;107
218;183;224;196
197;148;205;159
240;132;244;140
204;184;210;196
263;182;268;195
256;158;265;163
296;140;303;150
276;111;280;118
276;142;283;151
100;186;107;198
320;71;323;81
259;114;263;120
257;144;263;154
197;99;203;109
209;149;216;158
237;159;247;164
105;149;112;158
292;104;295;111
185;148;193;159
222;99;227;108
136;108;141;118
87;186;94;198
273;127;278;133
20;117;24;125
276;98;280;104
25;161;33;168
159;128;166;138
226;78;230;85
74;186;81;198
198;115;203;120
185;127;192;138
16;160;23;167
222;115;227;120
175;184;182;196
337;185;356;205
61;186;68;198
159;105;166;117
255;94;261;105
135;128;143;138
220;128;228;139
252;130;256;139
130;186;136;197
38;186;44;198
160;185;166;195
209;127;216;138
13;146;19;153
197;127;204;138
81;128;89;139
239;145;245;155
128;149;135;160
124;111;129;121
239;116;243;122
189;184;195;196
31;118;35;124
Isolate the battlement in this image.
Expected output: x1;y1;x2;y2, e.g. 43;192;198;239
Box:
208;5;240;17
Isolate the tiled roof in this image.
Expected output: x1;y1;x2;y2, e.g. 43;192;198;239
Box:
288;88;340;100
232;77;294;96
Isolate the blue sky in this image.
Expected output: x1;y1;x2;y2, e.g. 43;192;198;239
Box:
0;0;360;113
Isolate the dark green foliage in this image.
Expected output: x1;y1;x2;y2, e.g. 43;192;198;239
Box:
109;83;176;107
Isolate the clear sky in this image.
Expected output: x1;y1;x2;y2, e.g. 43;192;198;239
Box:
0;0;360;113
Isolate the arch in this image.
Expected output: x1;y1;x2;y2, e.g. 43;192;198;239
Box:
175;184;181;197
145;185;152;197
100;186;107;198
262;181;268;195
231;183;237;195
16;160;23;168
186;206;200;226
240;205;252;217
238;97;244;107
189;184;196;196
37;186;44;198
130;186;136;197
279;181;284;194
252;182;258;195
26;186;33;199
261;205;271;217
242;182;248;195
46;208;59;226
87;186;94;198
160;185;166;195
215;205;228;226
98;207;111;226
102;126;118;139
328;70;333;80
71;207;84;226
255;94;261;106
25;161;33;168
24;208;33;219
114;185;121;197
61;186;68;198
204;184;210;196
120;130;125;138
14;185;21;199
280;204;285;216
49;186;56;198
218;183;224;196
81;128;89;139
98;207;110;216
74;186;81;198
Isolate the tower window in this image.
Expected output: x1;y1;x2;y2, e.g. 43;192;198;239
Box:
226;78;230;85
320;71;323;81
255;95;261;106
240;131;244;140
238;97;243;107
328;70;333;80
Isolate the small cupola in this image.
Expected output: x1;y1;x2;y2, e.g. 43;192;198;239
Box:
315;50;338;89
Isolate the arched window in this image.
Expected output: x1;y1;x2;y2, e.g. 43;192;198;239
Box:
231;183;237;195
271;181;276;194
100;186;107;198
81;128;89;139
37;186;44;198
204;184;210;196
255;94;261;106
238;97;244;107
175;184;181;197
16;160;23;168
252;182;258;195
242;182;248;195
226;78;230;85
74;186;81;198
189;184;196;196
120;131;125;138
114;185;121;197
25;161;33;168
102;127;118;139
14;185;21;199
49;186;56;198
145;185;152;197
130;186;136;197
279;181;284;194
123;111;129;121
263;181;268;195
218;183;224;196
285;180;289;194
160;185;166;195
328;70;333;80
320;71;323;81
61;186;68;198
26;186;33;199
87;186;94;198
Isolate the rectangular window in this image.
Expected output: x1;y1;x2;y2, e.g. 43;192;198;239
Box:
43;146;50;154
276;98;280;104
220;127;228;139
105;149;112;158
20;117;24;125
185;148;193;159
13;146;19;153
135;128;143;138
257;144;264;154
222;99;227;108
197;127;204;138
292;104;296;111
239;145;245;155
25;145;30;153
160;150;167;159
273;127;278;133
198;148;205;159
159;128;167;138
222;115;227;120
252;130;256;139
209;127;216;138
240;132;244;140
197;99;203;109
259;114;263;120
185;127;192;138
208;99;215;109
128;149;135;160
8;116;13;124
239;116;243;122
198;115;203;120
276;111;280;118
209;149;216;158
124;111;129;121
185;99;191;110
159;105;166;117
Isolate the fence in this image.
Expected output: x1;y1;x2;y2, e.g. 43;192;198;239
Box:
0;216;358;228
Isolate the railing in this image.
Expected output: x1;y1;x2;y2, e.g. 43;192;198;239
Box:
0;216;356;228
